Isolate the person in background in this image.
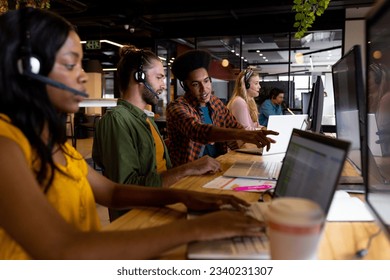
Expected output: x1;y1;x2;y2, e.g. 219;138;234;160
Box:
0;8;265;260
166;49;278;166
227;68;264;130
92;45;221;221
259;87;285;126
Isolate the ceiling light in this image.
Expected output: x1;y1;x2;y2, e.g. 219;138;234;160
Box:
221;59;229;67
295;52;304;64
81;40;124;48
100;40;123;48
373;50;382;59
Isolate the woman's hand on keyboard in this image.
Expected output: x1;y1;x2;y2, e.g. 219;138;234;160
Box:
179;191;250;212
190;211;266;241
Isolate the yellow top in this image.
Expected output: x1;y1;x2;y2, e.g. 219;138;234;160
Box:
146;118;167;173
0;114;101;259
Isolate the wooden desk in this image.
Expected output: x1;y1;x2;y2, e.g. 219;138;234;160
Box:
103;151;390;260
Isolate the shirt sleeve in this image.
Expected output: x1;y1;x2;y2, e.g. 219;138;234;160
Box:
93;112;163;187
228;97;257;130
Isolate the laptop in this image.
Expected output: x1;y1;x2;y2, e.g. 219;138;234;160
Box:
187;129;350;259
232;114;309;157
222;159;282;180
262;114;309;155
235;147;263;155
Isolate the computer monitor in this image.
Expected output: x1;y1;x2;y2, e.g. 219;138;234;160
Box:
332;45;365;175
301;92;311;115
365;0;390;240
307;76;324;133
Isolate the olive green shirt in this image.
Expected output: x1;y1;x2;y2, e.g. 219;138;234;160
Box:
92;99;172;187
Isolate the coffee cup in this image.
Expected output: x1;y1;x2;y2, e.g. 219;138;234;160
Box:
265;197;325;260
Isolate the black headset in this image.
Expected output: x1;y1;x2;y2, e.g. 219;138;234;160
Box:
180;80;189;92
180;76;213;92
133;49;160;99
17;8;41;77
244;68;254;89
134;50;146;83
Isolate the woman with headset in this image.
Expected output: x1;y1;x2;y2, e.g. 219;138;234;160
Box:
0;8;264;259
227;68;264;130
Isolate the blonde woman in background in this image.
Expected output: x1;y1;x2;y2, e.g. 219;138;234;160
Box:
227;68;263;130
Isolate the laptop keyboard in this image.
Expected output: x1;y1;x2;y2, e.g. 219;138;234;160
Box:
187;235;270;259
187;202;271;259
232;236;269;254
247;161;281;178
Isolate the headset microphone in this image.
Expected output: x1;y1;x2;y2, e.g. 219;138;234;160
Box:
142;81;159;99
21;68;89;98
134;50;159;99
287;108;295;115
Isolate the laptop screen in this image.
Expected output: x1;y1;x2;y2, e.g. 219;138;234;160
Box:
262;114;308;155
274;129;350;214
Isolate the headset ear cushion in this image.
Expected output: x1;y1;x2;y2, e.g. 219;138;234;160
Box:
17;56;40;75
29;56;40;74
134;70;145;82
245;82;250;89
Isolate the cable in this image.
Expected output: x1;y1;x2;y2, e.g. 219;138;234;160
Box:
355;228;382;258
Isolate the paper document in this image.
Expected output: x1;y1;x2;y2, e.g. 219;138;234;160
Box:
327;191;374;222
202;176;276;192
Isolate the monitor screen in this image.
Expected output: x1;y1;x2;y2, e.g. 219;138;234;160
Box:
365;0;390;240
307;76;324;133
332;45;365;175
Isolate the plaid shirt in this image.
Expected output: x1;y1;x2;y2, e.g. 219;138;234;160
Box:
166;92;243;166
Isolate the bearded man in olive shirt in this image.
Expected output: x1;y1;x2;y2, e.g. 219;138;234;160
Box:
166;49;278;167
93;46;221;221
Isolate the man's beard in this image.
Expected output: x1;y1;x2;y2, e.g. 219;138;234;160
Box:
142;88;158;106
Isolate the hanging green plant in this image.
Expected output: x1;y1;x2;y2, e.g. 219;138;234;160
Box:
1;0;50;15
292;0;330;39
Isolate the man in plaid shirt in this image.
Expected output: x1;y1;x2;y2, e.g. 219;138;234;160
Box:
166;49;278;167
